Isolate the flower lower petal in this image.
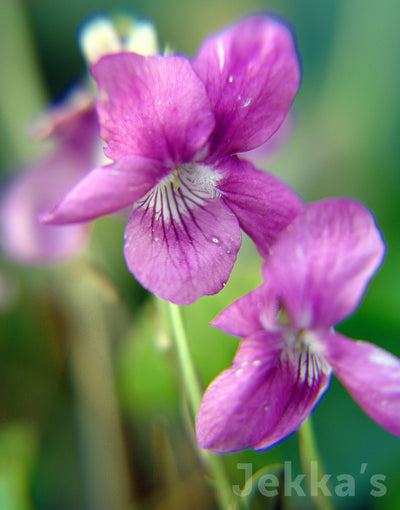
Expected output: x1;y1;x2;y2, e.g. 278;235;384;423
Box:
39;156;168;225
196;332;331;453
192;15;300;159
123;169;242;304
319;331;400;437
92;53;215;165
263;199;385;328
253;346;331;451
217;156;303;256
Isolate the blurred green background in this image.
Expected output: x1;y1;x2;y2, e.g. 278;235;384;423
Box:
1;0;400;509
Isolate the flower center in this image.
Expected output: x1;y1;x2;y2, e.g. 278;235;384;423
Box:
295;330;308;353
276;302;330;376
175;163;221;199
135;162;221;227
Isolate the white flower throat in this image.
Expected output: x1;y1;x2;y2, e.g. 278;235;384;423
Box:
136;163;222;225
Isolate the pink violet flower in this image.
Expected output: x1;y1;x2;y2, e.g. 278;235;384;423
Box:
40;15;303;304
0;89;96;264
196;199;400;453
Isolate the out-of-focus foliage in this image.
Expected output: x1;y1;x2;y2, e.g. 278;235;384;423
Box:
1;1;400;509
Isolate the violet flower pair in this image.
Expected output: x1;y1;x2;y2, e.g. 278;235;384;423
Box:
5;13;400;454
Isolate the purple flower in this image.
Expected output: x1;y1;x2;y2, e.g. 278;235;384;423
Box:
196;199;400;453
0;89;96;264
40;16;303;305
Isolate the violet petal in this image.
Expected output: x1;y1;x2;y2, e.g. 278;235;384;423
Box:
123;168;242;305
263;199;385;329
196;331;331;453
39;156;169;225
319;331;400;437
211;282;279;338
92;53;215;165
217;156;303;256
192;15;300;160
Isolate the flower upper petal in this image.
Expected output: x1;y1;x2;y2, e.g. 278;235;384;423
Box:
92;53;216;165
319;331;400;438
40;156;168;225
192;15;300;160
123;167;242;304
196;331;331;453
263;199;385;328
217;156;303;256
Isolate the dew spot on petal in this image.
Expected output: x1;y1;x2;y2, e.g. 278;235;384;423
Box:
235;368;243;376
243;97;252;108
212;237;219;244
252;360;261;367
228;75;233;83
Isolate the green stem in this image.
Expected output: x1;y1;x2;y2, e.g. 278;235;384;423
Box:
165;301;234;510
298;418;335;510
166;302;202;417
